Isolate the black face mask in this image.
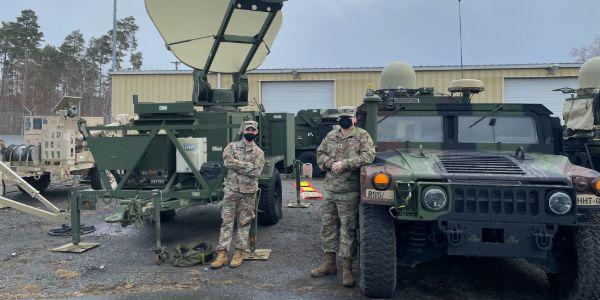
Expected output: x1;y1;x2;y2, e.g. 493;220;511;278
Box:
339;116;353;129
243;133;257;141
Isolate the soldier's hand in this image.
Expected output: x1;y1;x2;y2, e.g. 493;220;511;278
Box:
332;161;344;173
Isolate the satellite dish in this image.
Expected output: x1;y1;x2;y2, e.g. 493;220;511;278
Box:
145;0;284;73
52;96;82;114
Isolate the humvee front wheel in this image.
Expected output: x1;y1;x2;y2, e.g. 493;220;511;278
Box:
257;170;282;226
359;203;396;298
19;173;51;194
547;224;600;299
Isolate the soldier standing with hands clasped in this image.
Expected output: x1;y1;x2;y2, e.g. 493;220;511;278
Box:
211;120;265;269
311;106;375;287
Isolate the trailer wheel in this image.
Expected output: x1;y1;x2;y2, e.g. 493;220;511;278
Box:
19;173;51;194
89;167;103;190
297;151;323;177
257;170;282;226
547;224;600;299
160;210;177;222
359;203;396;298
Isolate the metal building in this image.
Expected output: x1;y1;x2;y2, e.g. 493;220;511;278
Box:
111;63;580;119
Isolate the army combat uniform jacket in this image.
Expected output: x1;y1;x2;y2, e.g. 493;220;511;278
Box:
222;140;265;194
317;126;375;192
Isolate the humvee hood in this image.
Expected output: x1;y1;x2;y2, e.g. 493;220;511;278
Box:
375;149;575;184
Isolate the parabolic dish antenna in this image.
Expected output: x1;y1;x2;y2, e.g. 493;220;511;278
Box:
145;0;283;73
52;96;82;113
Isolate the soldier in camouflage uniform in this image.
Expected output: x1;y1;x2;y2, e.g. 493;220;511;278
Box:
211;120;265;269
310;106;375;287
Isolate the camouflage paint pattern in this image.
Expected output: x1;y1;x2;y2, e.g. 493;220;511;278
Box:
356;96;600;220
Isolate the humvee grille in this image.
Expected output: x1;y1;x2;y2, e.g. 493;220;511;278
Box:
439;154;525;175
453;186;540;217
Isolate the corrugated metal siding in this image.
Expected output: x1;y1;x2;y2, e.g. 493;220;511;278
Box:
111;67;580;115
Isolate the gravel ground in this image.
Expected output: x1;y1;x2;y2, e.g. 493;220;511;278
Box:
0;176;554;299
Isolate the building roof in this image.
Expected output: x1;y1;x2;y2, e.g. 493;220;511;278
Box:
110;63;582;76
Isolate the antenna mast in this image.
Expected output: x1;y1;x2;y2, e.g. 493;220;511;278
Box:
111;0;118;71
458;0;464;79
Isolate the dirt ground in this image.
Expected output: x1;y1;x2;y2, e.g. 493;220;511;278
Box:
0;177;555;299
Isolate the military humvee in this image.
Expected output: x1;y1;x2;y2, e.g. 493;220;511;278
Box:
356;62;600;299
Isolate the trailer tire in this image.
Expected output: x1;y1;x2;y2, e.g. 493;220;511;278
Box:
19;173;51;194
160;210;176;222
89;167;103;190
297;151;323;177
257;170;282;226
547;224;600;299
359;203;396;298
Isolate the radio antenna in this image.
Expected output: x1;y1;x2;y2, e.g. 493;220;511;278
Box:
458;0;464;79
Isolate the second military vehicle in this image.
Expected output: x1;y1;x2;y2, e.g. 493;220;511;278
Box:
1;96;102;193
562;56;600;173
356;62;600;299
294;108;338;177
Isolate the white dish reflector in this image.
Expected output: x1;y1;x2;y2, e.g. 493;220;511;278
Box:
145;0;283;73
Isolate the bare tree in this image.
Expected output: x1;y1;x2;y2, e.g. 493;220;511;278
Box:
572;36;600;63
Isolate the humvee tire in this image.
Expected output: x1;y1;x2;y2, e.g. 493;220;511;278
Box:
359;203;396;298
20;173;51;194
548;224;600;299
297;151;323;177
89;167;103;190
257;170;282;226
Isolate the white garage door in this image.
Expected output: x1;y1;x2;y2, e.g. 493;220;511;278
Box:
261;81;334;113
504;77;578;120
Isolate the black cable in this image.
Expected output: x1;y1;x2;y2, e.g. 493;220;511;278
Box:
48;224;96;236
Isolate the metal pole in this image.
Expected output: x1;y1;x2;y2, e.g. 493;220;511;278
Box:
111;0;118;71
217;73;222;89
458;0;464;79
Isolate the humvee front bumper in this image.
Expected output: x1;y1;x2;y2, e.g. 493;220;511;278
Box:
394;182;578;265
437;220;558;259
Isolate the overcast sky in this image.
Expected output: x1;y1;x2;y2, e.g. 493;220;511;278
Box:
1;0;598;70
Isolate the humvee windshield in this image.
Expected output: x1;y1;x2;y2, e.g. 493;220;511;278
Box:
377;115;539;144
378;116;442;142
458;116;539;144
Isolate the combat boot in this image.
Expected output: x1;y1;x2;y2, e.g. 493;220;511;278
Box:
229;249;245;268
342;258;355;287
310;252;337;277
210;250;228;269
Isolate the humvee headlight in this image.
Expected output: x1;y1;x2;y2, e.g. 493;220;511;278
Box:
548;192;572;215
372;172;391;190
422;186;447;211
